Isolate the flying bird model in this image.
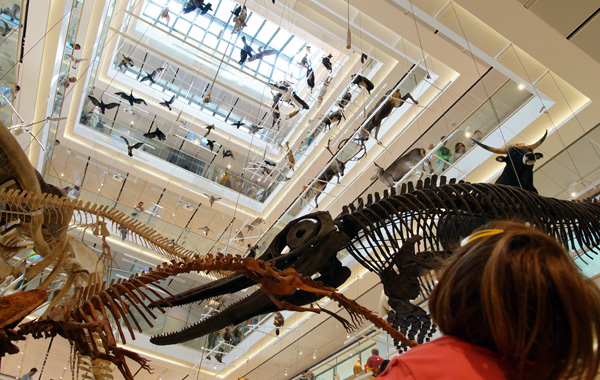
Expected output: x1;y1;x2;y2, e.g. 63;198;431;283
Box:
205;139;215;151
203;193;222;207
247;47;276;63
238;36;254;65
198;226;212;235
223;149;235;159
159;95;175;110
143;127;166;141
140;68;165;84
231;120;245;129
120;136;144;157
248;124;263;134
183;0;211;14
159;7;170;23
231;4;248;34
88;96;119;114
204;124;215;137
118;55;134;72
115;91;148;106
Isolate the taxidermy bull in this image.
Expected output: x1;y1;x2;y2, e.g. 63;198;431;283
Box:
472;131;547;193
150;175;600;350
371;148;432;187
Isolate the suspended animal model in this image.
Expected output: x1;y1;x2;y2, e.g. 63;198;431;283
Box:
183;0;212;14
146;175;600;352
472;131;547;193
143;127;166;141
159;95;175;110
318;109;345;131
231;4;248;34
351;74;374;94
114;91;148;106
307;157;346;208
337;92;352;109
120;136;144;157
322;54;333;71
139;68;164;84
117;55;134;72
238;36;255;65
306;67;315;92
355;88;418;150
204;124;215;137
87;96;119;114
370;148;432;187
247;47;277;63
316;76;333;108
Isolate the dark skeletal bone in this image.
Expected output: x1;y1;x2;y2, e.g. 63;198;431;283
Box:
153;175;600;350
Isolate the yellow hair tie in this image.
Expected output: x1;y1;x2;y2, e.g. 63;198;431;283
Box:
460;229;504;247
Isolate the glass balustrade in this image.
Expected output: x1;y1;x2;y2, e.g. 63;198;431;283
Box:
77;106;280;202
0;0;22;126
394;79;534;188
44;174;245;255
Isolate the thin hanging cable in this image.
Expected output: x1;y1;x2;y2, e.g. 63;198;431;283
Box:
509;44;591;186
408;0;430;78
448;1;524;190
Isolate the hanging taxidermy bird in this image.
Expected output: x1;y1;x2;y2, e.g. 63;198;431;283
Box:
183;0;212;14
88;96;119;114
238;36;255;64
140;68;165;84
159;95;175;110
118;55;134;72
223;149;235;159
205;139;215;151
143;127;166;141
120;136;144;157
231;120;245;129
273;311;284;336
231;4;248;34
203;193;222;207
115;90;148;106
160;7;170;23
204;124;215;136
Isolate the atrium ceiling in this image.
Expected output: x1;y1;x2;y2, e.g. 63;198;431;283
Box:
2;0;600;379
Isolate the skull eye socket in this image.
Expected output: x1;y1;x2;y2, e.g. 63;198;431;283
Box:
286;218;320;249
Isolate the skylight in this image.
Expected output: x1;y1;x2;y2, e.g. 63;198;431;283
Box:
141;0;323;84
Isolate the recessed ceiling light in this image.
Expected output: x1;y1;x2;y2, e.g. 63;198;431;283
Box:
518;84;525;90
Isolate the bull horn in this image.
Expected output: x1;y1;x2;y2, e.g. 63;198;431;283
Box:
526;130;548;150
471;138;507;154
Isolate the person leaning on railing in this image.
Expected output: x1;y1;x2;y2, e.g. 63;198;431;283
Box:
378;221;600;380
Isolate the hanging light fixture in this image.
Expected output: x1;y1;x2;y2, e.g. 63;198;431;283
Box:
346;0;351;49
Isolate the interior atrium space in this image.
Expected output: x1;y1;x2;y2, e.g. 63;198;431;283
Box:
0;0;600;379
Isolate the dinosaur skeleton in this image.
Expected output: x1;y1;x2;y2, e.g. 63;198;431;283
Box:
1;255;414;379
153;175;600;351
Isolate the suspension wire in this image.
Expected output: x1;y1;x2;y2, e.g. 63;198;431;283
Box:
408;0;430;78
448;1;524;191
509;44;591;186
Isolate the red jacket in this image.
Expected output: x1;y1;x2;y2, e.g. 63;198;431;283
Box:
378;336;509;379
